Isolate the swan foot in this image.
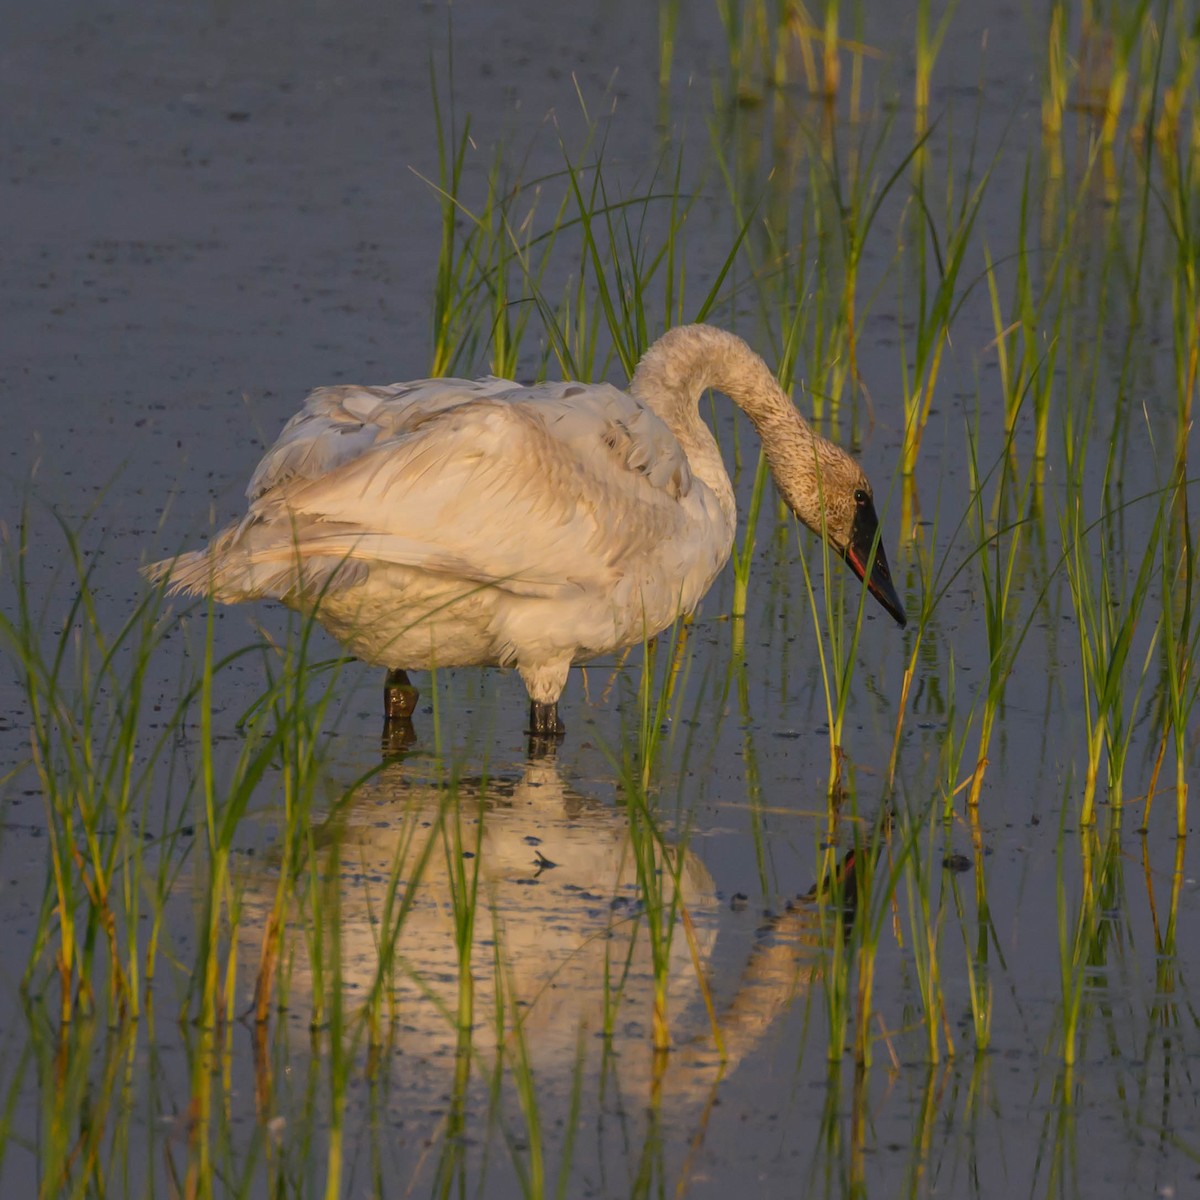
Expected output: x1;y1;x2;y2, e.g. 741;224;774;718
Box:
384;668;419;721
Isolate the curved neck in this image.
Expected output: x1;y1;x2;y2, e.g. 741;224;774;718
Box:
629;324;821;525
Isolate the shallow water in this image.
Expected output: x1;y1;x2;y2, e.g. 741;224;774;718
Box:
3;0;1198;1196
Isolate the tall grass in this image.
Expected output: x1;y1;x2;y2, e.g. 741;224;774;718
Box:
6;5;1200;1194
913;0;958;123
3;502;206;1029
898;123;994;477
1060;482;1166;827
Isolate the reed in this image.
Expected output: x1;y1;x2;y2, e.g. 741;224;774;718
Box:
606;620;717;1058
1150;493;1198;837
1151;104;1200;835
1;502;239;1031
913;0;958;123
1153;4;1199;151
422;84;571;380
427;68;480;377
1059;484;1166;826
9;7;1200;1194
1043;1;1069;140
898;128;995;476
962;424;1034;809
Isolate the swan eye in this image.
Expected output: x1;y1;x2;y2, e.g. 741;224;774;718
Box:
854;489;869;506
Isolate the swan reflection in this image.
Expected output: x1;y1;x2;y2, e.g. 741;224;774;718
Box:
237;752;856;1115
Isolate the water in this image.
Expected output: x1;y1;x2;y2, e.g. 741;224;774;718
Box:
2;0;1198;1196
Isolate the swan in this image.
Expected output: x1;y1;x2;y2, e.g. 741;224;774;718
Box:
146;323;906;736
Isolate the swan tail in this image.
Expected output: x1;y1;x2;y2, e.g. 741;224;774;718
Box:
142;527;248;600
144;528;369;603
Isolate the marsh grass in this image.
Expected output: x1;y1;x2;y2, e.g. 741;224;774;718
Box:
1151;113;1200;835
844;808;907;1068
1;502;213;1029
1150;500;1199;836
899;122;995;477
1060;483;1167;827
793;499;881;798
6;4;1200;1196
913;0;958;122
898;795;954;1063
424;75;565;379
1043;1;1070;140
583;620;723;1060
961;423;1034;809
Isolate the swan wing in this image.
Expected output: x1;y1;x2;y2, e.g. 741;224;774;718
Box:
246;377;517;501
225;381;706;601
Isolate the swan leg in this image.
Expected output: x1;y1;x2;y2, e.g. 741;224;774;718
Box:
384;668;419;721
527;700;565;738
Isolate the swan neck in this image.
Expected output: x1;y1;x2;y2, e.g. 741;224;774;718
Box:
631;324;812;444
629;325;833;535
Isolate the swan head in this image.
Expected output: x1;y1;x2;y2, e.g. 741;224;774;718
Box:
782;437;907;628
838;483;906;627
628;324;906;626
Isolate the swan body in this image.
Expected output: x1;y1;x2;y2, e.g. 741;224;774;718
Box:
147;324;905;734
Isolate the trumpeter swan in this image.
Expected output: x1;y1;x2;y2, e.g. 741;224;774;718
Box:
146;323;905;737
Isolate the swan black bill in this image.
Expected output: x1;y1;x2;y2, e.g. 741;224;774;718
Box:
841;498;907;627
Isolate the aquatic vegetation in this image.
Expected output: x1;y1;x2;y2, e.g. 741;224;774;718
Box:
2;1;1198;1197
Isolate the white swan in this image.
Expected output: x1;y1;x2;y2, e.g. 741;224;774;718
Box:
146;324;905;736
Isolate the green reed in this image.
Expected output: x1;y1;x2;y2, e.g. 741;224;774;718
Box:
792;488;892;798
913;0;957;122
845;808;907;1070
813;113;927;423
1151;498;1198;837
899;796;953;1063
1;503;227;1030
1154;3;1199;150
1056;815;1126;1066
556;135;668;378
1059;485;1166;826
182;596;353;1198
428;769;486;1197
423;77;569;379
658;0;680;96
818;0;841;101
898;127;994;477
1148;100;1200;835
357;779;444;1045
427;65;479;377
1097;0;1155;148
812;835;853;1067
984;153;1079;483
962;423;1034;809
508;118;743;386
601;622;718;1058
490;924;587;1200
962;829;1000;1056
244;621;355;1032
1043;1;1069;139
715;0;778;103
